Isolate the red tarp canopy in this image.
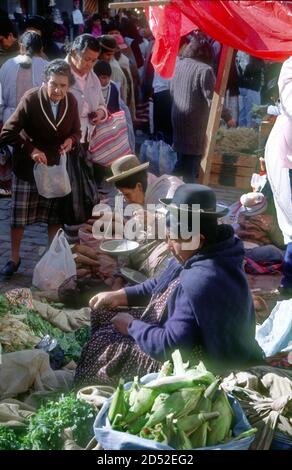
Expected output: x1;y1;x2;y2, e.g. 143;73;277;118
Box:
148;0;292;77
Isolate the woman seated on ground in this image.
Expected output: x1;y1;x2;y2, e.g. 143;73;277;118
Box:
75;184;263;386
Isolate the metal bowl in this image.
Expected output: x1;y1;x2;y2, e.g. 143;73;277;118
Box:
99;239;140;256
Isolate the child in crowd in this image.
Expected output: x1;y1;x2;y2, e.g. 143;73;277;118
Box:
93;60;135;152
93;60;120;113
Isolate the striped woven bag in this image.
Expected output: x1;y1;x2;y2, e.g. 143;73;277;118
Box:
87;110;132;167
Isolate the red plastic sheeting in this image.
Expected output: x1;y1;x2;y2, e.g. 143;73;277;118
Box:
148;0;292;78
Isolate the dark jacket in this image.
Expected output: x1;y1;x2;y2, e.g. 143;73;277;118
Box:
170;57;215;155
126;225;263;371
0;86;81;181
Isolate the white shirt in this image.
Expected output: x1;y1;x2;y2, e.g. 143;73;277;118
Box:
72;69;90;139
153;72;170;94
72;9;84;25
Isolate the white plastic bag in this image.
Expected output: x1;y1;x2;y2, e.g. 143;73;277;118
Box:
256;299;292;357
32;229;76;291
33;153;71;198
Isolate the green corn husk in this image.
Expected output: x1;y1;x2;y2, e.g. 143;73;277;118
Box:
187;379;220;448
189;423;208;448
232;428;257;441
169;418;193;450
172;349;186;375
108;379;127;424
206;389;233;446
158;360;173;377
178;411;220;435
144;372;213;393
145;387;204;428
140;422;168;444
150;393;170;414
128;376;140;408
127;415;149;435
124;387;158;424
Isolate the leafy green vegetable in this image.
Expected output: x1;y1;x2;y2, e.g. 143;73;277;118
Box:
1;297;90;362
0;295;10;318
22;394;95;450
0;426;24;450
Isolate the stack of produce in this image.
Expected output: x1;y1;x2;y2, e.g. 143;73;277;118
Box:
222;367;292;449
0;295;40;352
215;127;259;155
106;350;255;449
0;294;89;361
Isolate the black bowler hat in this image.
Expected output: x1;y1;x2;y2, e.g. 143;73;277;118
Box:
160;184;229;218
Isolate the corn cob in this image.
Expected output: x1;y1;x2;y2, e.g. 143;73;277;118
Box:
206;389;233;446
169;416;193;450
144;373;213;393
108;379;127;424
128;376;140;408
178;411;220;435
144;387;204;428
188;379;220;448
140;422;168;444
189;423;207;448
150;393;170;414
172;349;186;375
185;368;216;385
158;360;173;377
127;415;149;435
124;387;159;424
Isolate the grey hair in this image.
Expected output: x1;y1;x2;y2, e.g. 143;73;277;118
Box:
44;59;75;86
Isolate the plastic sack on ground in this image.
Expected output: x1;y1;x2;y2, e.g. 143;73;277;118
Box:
32;229;76;291
33;153;71;199
256;298;292;357
140;140;177;176
94;373;255;451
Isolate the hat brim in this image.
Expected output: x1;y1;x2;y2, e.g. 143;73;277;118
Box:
106;162;150;183
159;198;229;218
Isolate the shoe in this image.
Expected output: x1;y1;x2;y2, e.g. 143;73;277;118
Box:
0;259;21;277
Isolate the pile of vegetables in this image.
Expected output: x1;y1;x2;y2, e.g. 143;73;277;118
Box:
0;294;89;361
107;350;256;449
215;127;259;155
0;394;95;450
0;295;40;352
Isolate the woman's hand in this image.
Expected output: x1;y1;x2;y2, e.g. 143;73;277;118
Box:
89;289;128;310
91;108;107;124
31;148;47;164
111;312;134;336
59;138;73;154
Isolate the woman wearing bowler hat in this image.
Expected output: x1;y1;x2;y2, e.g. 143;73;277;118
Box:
75;184;263;386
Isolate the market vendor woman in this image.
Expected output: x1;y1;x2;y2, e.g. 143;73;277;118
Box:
0;59;81;278
75;185;263;386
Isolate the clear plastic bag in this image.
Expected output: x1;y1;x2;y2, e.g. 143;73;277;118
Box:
33;153;71;199
140;139;177;176
32;229;76;291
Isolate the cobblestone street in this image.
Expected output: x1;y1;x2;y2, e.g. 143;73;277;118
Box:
0;197;48;293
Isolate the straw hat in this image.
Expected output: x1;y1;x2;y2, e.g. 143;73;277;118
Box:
106;154;149;183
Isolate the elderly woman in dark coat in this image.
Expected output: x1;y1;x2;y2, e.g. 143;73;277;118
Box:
75;184;263;386
0;59;81;277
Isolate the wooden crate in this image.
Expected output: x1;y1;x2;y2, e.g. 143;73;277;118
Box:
210;152;257;190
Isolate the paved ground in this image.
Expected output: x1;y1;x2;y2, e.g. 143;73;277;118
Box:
0;197;48;293
0;186;243;294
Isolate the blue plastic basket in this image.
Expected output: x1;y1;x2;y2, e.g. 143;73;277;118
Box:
94;373;255;451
